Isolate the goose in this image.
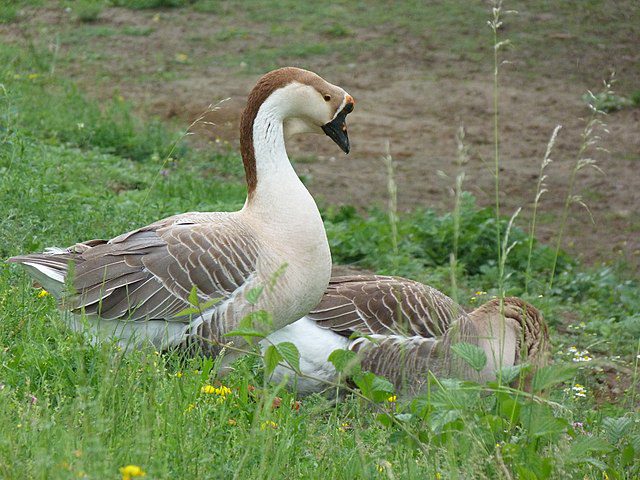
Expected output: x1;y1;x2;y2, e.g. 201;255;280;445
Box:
264;275;549;396
8;67;356;363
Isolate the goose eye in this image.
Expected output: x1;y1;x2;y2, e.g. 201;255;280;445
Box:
323;94;331;102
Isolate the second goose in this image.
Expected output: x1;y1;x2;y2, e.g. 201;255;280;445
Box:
265;275;550;396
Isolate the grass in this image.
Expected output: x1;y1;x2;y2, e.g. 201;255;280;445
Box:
1;3;639;479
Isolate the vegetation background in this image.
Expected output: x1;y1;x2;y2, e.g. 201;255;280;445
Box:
0;1;638;478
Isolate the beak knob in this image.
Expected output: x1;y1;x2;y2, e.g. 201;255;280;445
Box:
322;96;354;154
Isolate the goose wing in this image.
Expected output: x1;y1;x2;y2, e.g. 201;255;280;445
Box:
9;212;259;322
308;275;463;338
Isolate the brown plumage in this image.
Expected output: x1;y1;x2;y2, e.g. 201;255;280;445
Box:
266;275;551;397
352;295;550;394
309;275;464;338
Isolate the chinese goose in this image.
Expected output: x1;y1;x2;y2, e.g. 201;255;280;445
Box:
8;67;356;361
264;275;549;396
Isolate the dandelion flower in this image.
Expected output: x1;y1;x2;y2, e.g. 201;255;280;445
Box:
119;465;145;480
37;289;50;298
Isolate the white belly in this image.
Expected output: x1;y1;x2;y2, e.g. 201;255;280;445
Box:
261;316;350;395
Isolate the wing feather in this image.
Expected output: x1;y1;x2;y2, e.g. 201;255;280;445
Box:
11;213;259;324
309;275;461;338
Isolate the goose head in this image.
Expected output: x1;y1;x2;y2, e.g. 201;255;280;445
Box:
242;67;355;154
468;297;550;385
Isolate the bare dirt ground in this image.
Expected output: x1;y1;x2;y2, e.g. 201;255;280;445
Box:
2;3;639;274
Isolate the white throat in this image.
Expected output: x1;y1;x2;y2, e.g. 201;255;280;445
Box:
251;85;301;193
243;84;321;223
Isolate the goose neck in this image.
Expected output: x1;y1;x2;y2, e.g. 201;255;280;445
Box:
240;85;305;207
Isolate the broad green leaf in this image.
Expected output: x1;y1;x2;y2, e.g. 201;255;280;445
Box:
199;296;222;310
496;363;530;384
239;310;273;331
521;404;566;439
602;416;632;444
246;286;264;305
498;397;521;420
567;436;612;463
173;306;200;318
353;372;394;402
376;413;393;428
188;285;199;306
621;444;635;466
429;409;462;434
173;296;221;317
328;348;361;375
531;363;576;392
263;345;282;377
274;341;300;373
451;342;487;371
529;415;566;438
394;413;413;422
223;328;267;339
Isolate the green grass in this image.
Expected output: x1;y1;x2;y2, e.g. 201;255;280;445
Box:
1;8;639;480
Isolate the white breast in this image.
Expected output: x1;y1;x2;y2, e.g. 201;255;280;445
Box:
262;316;349;395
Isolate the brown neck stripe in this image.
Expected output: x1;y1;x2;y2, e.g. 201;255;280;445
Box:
239;67;330;199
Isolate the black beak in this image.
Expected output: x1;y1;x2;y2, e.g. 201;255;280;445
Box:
322;100;354;154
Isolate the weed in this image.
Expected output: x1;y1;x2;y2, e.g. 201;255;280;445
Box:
71;0;105;22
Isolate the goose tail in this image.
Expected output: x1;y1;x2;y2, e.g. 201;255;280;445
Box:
7;251;76;300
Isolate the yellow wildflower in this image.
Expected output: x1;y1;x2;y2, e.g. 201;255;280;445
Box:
387;395;397;403
201;385;216;394
214;385;232;397
175;371;183;378
175;53;189;63
376;460;391;473
435;474;442;480
37;289;50;298
260;420;277;430
201;384;232;398
119;465;145;480
184;403;196;413
338;422;351;432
